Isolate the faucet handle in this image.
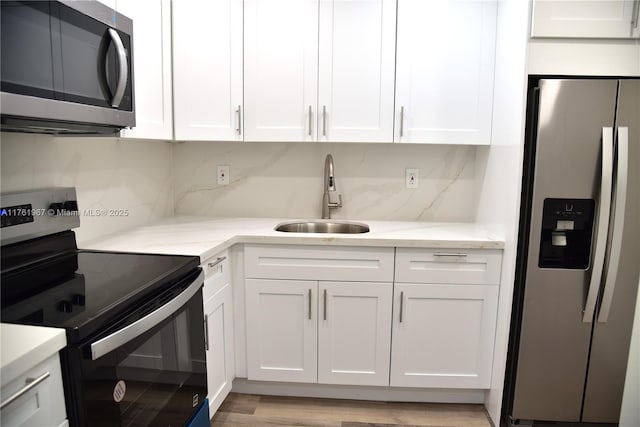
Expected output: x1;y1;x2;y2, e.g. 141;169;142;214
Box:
328;193;342;208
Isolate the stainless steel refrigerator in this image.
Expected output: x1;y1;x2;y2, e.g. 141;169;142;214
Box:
503;78;640;426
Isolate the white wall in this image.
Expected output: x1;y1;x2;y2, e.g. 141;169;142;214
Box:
173;141;479;222
0;133;174;244
475;1;530;425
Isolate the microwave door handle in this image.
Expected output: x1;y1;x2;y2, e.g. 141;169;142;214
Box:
583;127;614;323
107;28;128;108
90;271;204;360
598;127;629;323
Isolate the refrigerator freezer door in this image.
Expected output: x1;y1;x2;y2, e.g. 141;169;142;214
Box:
511;79;618;422
583;79;640;423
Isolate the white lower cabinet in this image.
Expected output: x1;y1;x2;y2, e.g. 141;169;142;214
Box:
318;281;392;386
245;279;318;383
390;248;501;389
390;283;498;389
245;278;393;386
0;354;66;427
243;245;502;392
202;253;234;416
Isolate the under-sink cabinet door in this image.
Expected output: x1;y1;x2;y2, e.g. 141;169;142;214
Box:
204;283;234;416
390;283;498;389
317;281;393;386
245;279;318;383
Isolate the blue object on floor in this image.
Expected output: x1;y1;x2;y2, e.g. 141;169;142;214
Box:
185;398;210;427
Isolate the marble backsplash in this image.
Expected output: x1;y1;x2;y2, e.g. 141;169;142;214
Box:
173;141;478;222
0;133;174;244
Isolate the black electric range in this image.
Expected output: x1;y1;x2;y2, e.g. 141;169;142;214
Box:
0;188;209;427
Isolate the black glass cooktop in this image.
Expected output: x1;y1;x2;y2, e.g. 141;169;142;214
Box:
1;232;200;344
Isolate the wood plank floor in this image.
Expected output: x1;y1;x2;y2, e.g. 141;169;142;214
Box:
211;393;492;427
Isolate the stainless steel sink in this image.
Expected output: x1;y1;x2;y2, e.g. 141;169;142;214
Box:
274;220;369;234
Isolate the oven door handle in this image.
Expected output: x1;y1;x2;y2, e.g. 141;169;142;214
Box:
90;271;204;361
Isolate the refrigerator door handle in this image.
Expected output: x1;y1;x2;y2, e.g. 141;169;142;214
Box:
598;127;629;323
583;127;614;323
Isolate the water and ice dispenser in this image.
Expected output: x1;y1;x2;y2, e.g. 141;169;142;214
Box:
538;198;595;269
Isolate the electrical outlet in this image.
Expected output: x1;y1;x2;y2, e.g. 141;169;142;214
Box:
405;168;419;189
217;165;230;186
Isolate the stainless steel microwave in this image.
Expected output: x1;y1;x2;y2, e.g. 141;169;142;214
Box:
0;0;135;134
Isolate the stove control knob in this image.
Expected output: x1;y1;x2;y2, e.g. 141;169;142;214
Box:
48;203;65;216
58;300;73;313
63;200;79;213
72;294;86;306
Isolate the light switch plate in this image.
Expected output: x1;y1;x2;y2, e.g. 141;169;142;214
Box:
406;168;418;189
217;165;230;186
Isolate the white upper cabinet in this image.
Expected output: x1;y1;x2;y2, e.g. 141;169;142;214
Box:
531;1;640;39
395;0;497;145
118;0;173;140
244;0;319;142
317;0;397;142
173;0;243;141
244;0;396;142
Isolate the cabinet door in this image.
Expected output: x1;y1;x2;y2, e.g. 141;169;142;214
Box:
245;279;317;382
390;283;498;388
204;283;234;416
395;0;497;144
531;1;640;39
317;0;396;142
318;281;392;386
118;0;173;140
244;0;318;141
173;0;243;140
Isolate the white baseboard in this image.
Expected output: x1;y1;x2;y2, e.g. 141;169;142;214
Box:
231;378;486;404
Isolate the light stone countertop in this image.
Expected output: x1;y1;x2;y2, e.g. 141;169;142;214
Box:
0;324;66;386
82;216;504;262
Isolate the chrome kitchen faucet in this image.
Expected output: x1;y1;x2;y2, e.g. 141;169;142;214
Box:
322;154;343;219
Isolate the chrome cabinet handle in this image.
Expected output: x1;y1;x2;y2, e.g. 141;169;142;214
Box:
0;372;50;410
91;271;204;360
107;28;128;108
236;105;242;135
322;105;327;136
323;289;327;320
598;127;629;323
632;0;640;30
208;256;227;269
308;106;313;136
204;314;209;351
308;289;312;320
433;252;468;258
399;106;405;138
583;128;614;323
399;291;404;323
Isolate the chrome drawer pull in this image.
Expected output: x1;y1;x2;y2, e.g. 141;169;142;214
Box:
433;252;468;258
1;371;50;410
208;256;227;269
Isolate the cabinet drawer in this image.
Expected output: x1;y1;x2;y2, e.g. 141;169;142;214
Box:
0;354;66;427
202;251;230;301
245;245;394;282
395;248;502;285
